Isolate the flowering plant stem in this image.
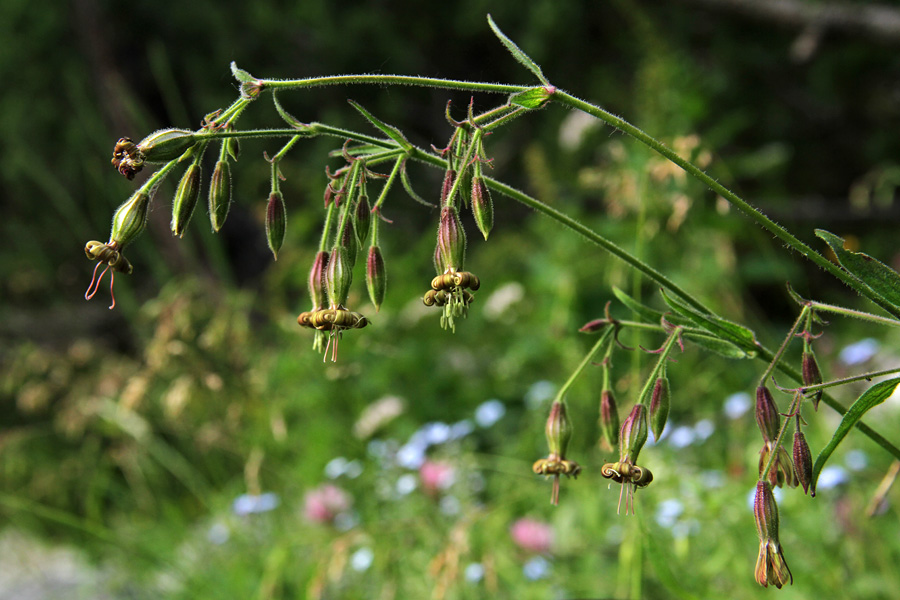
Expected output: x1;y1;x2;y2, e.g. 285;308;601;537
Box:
554;327;614;404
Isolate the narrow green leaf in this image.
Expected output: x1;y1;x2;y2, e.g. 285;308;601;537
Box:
811;378;900;495
273;93;304;129
509;86;554;109
660;289;758;355
400;162;435;207
230;61;254;83
348;100;413;152
486;14;550;86
815;229;900;311
682;332;749;359
612;286;664;323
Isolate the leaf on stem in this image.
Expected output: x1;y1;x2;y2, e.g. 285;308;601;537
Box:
348;100;413;152
486;14;550;86
399;162;435;207
811;378;900;495
273;93;306;130
815;229;900;312
660;289;758;356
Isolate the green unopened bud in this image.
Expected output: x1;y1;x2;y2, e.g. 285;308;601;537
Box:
308;251;329;311
265;191;286;259
619;404;648;463
326;245;353;308
471;176;494;240
354;195;371;245
649;376;670;442
793;430;813;496
171;163;202;237
437;206;466;271
366;245;386;311
208;160;232;232
599;390;619;452
801;351;823;410
545;400;572;459
755;386;780;443
224;126;240;162
110;191;150;248
136;128;196;163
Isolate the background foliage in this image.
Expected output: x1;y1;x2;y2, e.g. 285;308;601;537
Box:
2;1;900;598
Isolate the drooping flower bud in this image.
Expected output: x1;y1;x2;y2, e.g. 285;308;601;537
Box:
326;245;353;308
471;176;494;240
801;351;823;410
366;245;386;311
753;481;793;589
110;191;150;248
308;251;329;311
171;163;202;237
265;191;286;260
440;169;456;205
599;389;619;452
619;404;648;464
208;160;232;232
649;376;670;442
354;195;371;245
545;400;573;459
793;430;813;496
437;206;466;271
755;386;780;443
136;128;196;163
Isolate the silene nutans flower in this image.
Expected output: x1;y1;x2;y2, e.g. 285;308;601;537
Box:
753;481;793;589
758;441;797;489
208;159;232;232
84;190;150;309
297;246;368;362
423;205;480;332
265;191;286;260
602;404;653;515
649;376;670;442
532;400;581;506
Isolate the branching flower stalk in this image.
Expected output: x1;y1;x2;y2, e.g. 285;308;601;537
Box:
84;15;900;588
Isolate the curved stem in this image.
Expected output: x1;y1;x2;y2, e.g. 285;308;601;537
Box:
552;90;900;320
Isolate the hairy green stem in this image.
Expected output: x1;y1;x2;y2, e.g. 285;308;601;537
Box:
257;74;528;95
551;90;900;320
759;307;809;387
554;327;614;403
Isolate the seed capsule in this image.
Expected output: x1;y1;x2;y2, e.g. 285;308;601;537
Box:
171;163;202;237
110;191;150;248
208;160;232;232
471;176;494;240
366;245;386;311
265;191;286;259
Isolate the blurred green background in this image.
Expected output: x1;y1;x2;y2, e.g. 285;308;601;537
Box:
3;0;900;598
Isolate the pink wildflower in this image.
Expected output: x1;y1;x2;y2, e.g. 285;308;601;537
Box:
510;518;554;554
303;484;351;524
